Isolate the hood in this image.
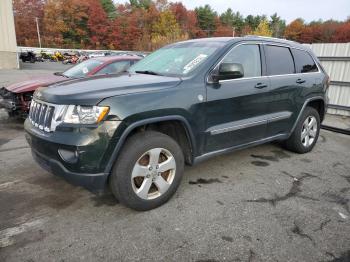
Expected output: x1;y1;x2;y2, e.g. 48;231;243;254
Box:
6;75;67;93
35;73;182;105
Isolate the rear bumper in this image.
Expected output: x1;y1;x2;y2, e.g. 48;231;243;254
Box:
31;148;108;193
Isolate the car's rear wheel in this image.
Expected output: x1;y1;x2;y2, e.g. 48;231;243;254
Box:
110;131;184;211
284;106;320;153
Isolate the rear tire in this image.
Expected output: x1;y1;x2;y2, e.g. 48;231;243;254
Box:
110;131;184;211
284;106;320;154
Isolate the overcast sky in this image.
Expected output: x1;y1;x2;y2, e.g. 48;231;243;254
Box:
114;0;350;23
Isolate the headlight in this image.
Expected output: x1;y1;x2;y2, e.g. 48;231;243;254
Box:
62;105;109;124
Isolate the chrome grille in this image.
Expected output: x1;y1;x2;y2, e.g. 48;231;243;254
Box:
28;100;56;132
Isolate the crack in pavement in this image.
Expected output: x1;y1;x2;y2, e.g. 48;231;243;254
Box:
246;172;320;206
291;221;315;246
313;219;331;232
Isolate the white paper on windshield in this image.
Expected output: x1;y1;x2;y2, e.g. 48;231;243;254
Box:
82;67;89;74
183;54;208;74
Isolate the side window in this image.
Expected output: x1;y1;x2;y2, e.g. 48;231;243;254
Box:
96;61;131;75
222;44;261;78
265;45;295;75
292;49;318;73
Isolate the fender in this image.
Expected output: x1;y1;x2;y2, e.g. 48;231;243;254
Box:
104;115;196;173
289;96;326;136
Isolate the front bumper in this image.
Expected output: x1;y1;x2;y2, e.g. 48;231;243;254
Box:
24;119;122;192
31;148;108;193
0;97;16;111
0;88;30;117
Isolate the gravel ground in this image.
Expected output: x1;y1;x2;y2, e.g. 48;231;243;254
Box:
0;63;349;262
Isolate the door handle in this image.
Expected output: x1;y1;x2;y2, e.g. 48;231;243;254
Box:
254;83;268;89
296;79;306;84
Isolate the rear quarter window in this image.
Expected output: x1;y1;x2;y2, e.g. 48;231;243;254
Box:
292;49;318;73
265;45;295;75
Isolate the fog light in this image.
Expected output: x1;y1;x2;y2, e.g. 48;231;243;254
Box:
58;148;78;164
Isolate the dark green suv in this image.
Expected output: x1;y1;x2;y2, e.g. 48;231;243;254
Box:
25;36;329;210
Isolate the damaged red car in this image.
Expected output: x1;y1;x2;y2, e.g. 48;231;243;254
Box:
0;55;141;117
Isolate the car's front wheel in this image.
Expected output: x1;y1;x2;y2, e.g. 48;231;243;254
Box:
110;131;184;211
284;106;320;153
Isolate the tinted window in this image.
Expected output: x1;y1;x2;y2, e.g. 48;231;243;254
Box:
222;44;261;78
96;61;131;75
292;49;318;73
265;45;295;75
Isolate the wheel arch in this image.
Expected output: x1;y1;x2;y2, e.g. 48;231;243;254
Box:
104;115;196;174
290;96;326;135
307;99;326;123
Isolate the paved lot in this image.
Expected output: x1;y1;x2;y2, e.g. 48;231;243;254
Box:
0;121;349;262
0;64;349;261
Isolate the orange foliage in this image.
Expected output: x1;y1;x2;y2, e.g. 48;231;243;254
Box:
12;0;350;50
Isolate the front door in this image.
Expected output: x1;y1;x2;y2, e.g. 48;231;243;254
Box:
205;43;270;153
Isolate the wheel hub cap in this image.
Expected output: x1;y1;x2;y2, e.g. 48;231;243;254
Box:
301;116;317;147
131;148;176;200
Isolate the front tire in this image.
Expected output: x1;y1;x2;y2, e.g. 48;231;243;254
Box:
110;131;184;211
284;106;320;154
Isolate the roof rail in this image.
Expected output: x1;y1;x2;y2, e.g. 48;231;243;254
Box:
244;35;298;44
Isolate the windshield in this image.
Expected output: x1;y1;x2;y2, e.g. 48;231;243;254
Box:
129;41;225;77
63;59;103;78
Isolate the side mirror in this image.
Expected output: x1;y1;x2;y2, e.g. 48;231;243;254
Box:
212;63;244;82
54;72;63;76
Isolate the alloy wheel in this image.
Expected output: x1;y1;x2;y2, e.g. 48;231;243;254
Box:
301;116;318;147
131;148;176;200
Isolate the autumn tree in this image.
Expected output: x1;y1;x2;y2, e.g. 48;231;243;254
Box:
111;5;143;50
42;0;66;47
213;17;233;37
299;23;323;43
332;21;350;42
284;19;305;41
13;0;45;46
151;10;187;49
169;2;201;38
252;19;272;36
87;0;110;49
12;0;350;50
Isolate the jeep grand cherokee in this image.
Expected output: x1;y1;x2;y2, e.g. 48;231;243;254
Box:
25;36;329;211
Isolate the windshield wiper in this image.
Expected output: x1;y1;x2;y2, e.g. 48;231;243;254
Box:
135;70;163;76
54;72;69;78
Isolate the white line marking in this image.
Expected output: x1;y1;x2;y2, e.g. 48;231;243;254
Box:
0;180;21;190
0;218;47;248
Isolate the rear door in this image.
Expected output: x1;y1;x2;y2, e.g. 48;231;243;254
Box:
205;43;270;152
291;48;320;94
263;44;301;137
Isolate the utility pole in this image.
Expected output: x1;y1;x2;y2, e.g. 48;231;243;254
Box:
232;27;235;37
35;17;41;48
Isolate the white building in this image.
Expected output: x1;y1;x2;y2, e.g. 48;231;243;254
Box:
0;0;18;69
